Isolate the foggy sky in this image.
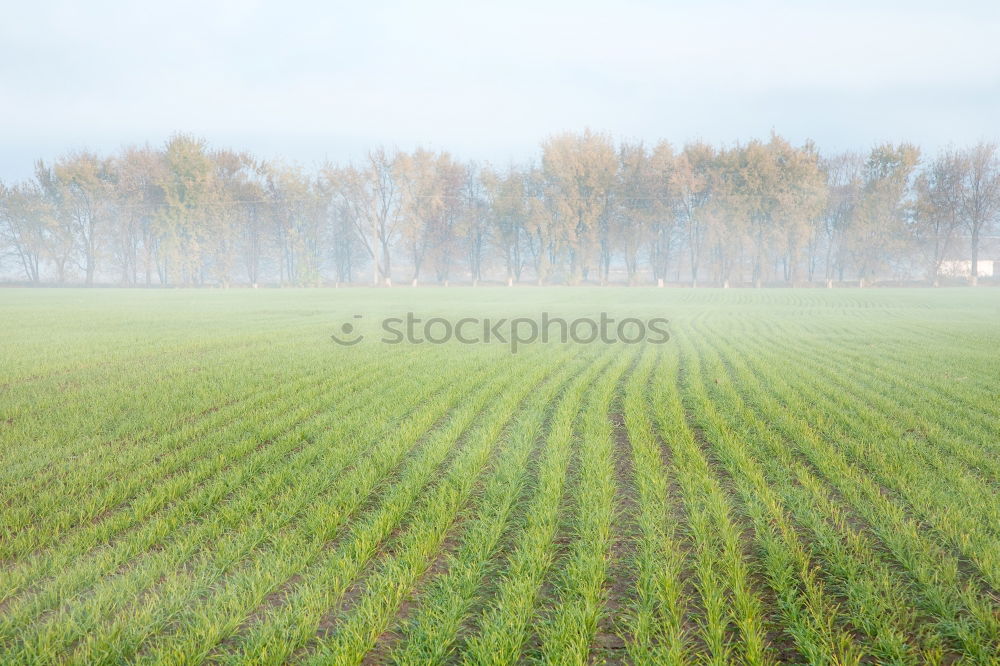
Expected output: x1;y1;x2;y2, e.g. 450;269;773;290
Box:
2;0;999;182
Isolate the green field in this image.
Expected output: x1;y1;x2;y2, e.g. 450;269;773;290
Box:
1;288;999;665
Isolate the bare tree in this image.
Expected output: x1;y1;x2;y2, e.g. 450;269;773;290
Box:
0;181;50;283
959;141;1000;286
673;143;714;287
484;166;528;286
460;164;489;286
615;141;655;284
317;165;361;286
913;149;965;285
818;152;862;286
112;146;165;286
337;148;401;286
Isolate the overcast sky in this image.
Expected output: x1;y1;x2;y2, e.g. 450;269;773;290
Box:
2;0;999;181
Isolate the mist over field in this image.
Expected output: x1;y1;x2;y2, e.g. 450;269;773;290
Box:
2;2;999;664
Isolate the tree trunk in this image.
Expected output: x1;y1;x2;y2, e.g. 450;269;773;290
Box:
970;228;980;286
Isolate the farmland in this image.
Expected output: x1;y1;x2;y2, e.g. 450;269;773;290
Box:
0;288;998;664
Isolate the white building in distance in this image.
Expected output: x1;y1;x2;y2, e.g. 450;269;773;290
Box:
938;237;1000;280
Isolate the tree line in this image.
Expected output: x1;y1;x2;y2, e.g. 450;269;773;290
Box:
2;131;998;287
